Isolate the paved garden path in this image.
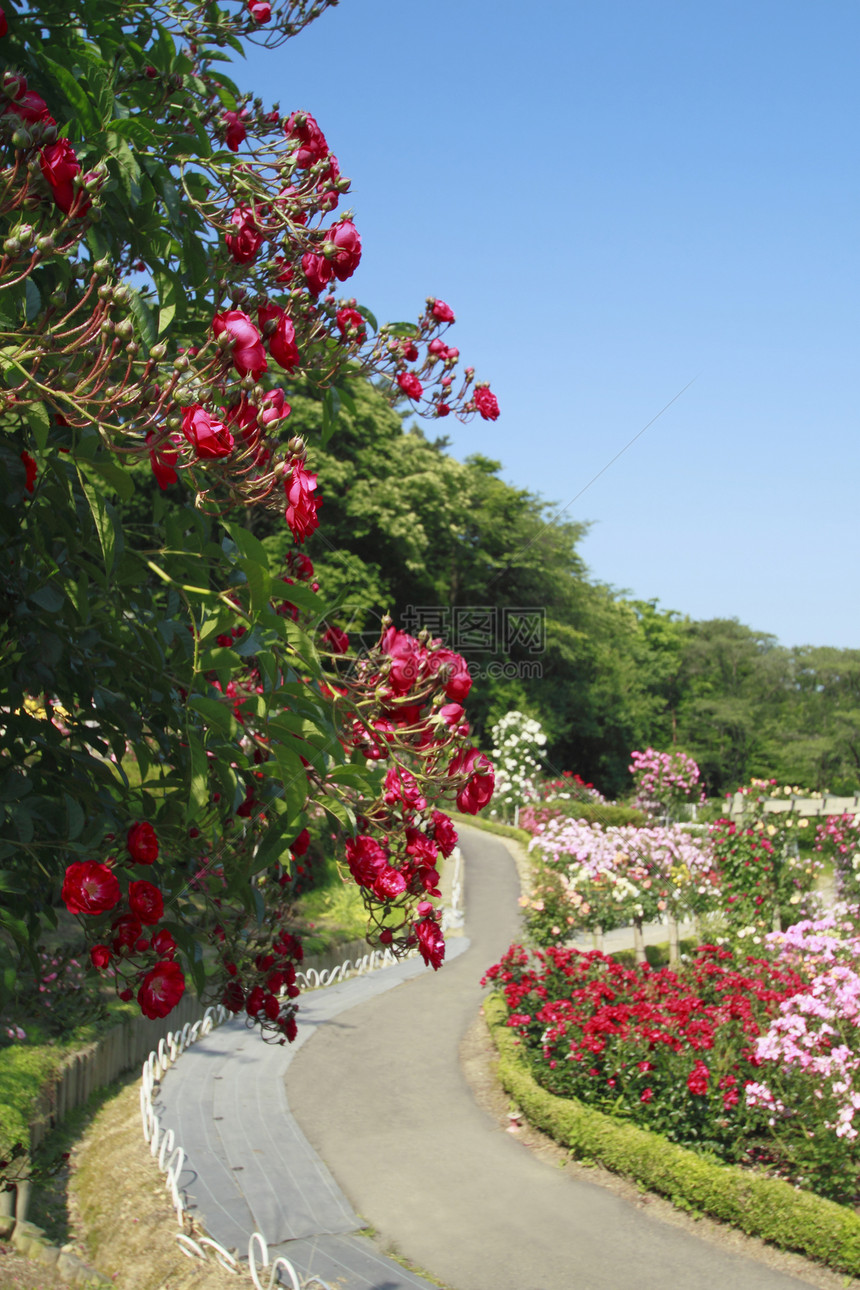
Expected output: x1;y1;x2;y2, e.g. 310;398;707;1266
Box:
159;825;824;1290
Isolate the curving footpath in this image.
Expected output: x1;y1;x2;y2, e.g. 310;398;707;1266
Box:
159;825;820;1290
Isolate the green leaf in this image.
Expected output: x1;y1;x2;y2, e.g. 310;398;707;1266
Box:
79;476;121;575
188;694;239;738
29;583;64;612
24;277;41;324
42;56;101;133
238;558;271;617
24;401;50;451
127;288;157;352
64;793;85;841
186;726;209;821
85;458;135;502
153;267;178;337
225;523;270;571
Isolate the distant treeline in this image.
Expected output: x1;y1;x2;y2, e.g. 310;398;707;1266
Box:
142;377;859;801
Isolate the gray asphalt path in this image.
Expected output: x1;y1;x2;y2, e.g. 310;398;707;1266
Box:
286;824;817;1290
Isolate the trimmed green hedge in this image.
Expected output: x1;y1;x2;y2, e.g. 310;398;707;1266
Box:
484;992;860;1276
543;800;649;827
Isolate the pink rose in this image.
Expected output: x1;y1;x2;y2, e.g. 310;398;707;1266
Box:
212;309;267;378
181;404;234;459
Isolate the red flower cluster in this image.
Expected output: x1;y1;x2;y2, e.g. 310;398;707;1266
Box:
483;941;809;1156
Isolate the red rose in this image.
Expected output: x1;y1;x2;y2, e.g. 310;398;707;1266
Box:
247;0;271;20
222;980;245;1012
20;451;37;493
396;371;423;401
127;820;159;865
291;828;310;857
90;944;112;969
326;220;361;281
258;303;300;371
128;879;164;925
431;299;455;323
322;625;349;654
39;140;90;216
137;961;185;1019
62;862;121;916
285;111;329;168
335;307;365;342
284;459;321;543
225;205;264;265
111;913;142;951
449;747;494;814
345;835;388;887
222;110;247;152
301;251;333;296
0;8;7;37
212;310;267;378
152;929;176;958
145;433;179;489
246;985;266;1016
414;917;445;970
6;89;52;125
372;866;407;901
432;811;458;858
181;404;234;459
473;385;500;421
260;387;290;428
435;402;450;417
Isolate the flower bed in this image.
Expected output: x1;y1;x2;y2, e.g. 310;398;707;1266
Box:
483;935;860;1205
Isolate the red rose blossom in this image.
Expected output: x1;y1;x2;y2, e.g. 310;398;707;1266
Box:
335;306;365;342
127;820;159;865
138;961;185;1019
301;251;333;296
431;299;455;323
145;433;179;489
181;404;234;459
258;303;300;371
284;459;321;543
285;111;329;168
212;310;267;378
432;811;458;858
39;139;90;216
247;0;271;20
449;747;495;814
326;219;361;281
414;917;445;970
473;385;500;421
225;205;264;265
20;451;37;493
128;879;164;925
396;372;423;401
62;862;121;916
152;929;177;958
90;944;112;969
222;110;247;152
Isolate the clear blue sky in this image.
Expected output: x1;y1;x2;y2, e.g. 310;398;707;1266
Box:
236;0;859;650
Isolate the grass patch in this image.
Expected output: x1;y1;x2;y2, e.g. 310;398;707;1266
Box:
450;811;531;846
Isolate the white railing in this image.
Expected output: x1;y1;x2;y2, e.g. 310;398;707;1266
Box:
138;1004;333;1290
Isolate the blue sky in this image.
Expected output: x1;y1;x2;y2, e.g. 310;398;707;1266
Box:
236;0;858;649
